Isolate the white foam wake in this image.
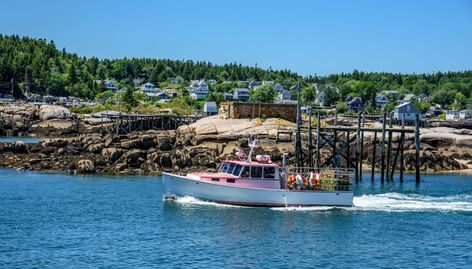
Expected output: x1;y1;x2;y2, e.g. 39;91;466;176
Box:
172;195;242;208
166;193;472;212
352;192;472;212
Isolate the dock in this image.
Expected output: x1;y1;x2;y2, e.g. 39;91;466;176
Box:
295;111;421;183
100;113;201;135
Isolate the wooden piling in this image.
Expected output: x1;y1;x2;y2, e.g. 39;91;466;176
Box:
380;112;387;183
333;130;338;167
400;115;405;182
371;131;377;182
346;131;350;169
415;113;420;183
355;112;361;182
360;112;365;181
386;113;393;181
308;113;313;167
316;111;321;167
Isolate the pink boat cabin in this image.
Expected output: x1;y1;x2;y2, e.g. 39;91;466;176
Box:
187;159;282;189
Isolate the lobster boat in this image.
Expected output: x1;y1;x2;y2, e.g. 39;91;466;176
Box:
163;140;354;207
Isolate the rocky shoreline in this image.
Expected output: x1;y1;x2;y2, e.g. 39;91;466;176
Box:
1;104;472;176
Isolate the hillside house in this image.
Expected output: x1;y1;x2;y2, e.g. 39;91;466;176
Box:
169;77;184;84
401;94;417;105
233;88;250;102
274;83;284;92
248;81;262;89
375;93;390;108
277;90;291;103
446;111;460;121
460;110;472;120
203;101;218;116
189;80;209;100
104;80;117;90
163;89;178;98
139;83;161;98
347;96;363;112
223;92;234;101
418;93;429;102
315;91;326;107
393;102;420;122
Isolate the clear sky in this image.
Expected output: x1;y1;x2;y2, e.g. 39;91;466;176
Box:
1;0;471;76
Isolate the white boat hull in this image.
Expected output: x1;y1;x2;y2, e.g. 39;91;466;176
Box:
162;173;353;207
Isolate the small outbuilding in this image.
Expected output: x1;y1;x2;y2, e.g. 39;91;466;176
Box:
203;101;218;116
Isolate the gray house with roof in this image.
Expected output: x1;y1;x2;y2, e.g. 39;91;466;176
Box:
393;102;420;122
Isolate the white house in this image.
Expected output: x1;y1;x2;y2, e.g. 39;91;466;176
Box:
375;93;390;108
233;88;250;102
139;82;161;98
203;101;218;116
262;80;274;86
248;81;262;89
189;80;209;100
315;91;326;107
277;90;291;103
459;110;472;120
274;83;284;92
446;111;460;121
393;102;420;122
401;94;417;105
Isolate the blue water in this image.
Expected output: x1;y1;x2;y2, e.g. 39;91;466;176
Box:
0;170;471;269
0;137;43;143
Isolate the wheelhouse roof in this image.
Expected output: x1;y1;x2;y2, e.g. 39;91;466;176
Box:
222;160;279;167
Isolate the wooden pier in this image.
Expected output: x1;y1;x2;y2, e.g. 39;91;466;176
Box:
100;113;201;135
297;111;421;183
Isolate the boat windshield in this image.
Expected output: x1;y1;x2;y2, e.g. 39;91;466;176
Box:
232;165;243;176
219;163;243;176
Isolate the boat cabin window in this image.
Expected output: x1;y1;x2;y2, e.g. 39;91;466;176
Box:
238;165;279;179
227;163;236;174
232;165;243;176
250;166;263;178
219;163;229;173
263;167;277;179
241;166;250;177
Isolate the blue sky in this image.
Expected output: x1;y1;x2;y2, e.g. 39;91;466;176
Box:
1;0;471;76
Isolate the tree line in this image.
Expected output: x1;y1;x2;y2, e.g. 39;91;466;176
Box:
1;34;471;111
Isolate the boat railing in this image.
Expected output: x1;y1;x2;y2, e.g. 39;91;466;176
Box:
282;167;354;191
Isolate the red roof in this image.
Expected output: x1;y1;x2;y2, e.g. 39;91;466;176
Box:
223;160;279;167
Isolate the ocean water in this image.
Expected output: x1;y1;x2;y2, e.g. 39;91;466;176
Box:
0;137;43;143
0;170;471;268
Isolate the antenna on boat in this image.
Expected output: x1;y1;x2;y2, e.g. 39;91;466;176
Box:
247;137;257;162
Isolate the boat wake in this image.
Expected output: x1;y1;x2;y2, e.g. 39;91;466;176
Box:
171;196;242;208
352;192;472;212
166;193;472;212
273;193;472;212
